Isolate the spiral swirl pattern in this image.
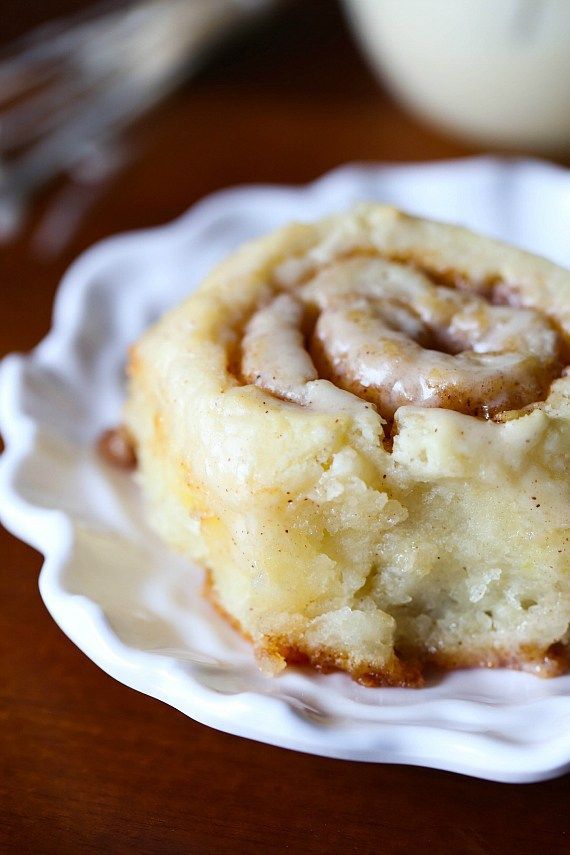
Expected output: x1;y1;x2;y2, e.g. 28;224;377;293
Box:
126;205;570;687
242;256;563;420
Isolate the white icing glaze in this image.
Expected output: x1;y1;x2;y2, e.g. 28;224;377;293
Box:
245;256;561;419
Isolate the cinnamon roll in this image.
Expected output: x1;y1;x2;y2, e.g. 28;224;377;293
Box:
125;205;570;686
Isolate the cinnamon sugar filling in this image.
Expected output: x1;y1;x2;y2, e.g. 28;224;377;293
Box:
240;255;565;422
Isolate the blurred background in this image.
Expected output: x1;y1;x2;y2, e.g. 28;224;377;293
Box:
2;5;570;848
1;0;569;359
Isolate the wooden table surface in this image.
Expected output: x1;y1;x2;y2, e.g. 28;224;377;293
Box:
1;2;569;852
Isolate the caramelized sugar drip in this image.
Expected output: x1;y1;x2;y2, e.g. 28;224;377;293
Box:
97;426;137;470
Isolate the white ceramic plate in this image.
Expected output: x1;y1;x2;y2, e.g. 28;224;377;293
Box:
2;158;570;784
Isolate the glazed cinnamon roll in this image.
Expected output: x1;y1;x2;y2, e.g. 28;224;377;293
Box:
125;205;570;686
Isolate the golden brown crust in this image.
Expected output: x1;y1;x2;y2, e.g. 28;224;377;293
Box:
268;640;425;688
426;643;570;679
126;205;570;689
203;570;569;687
203;570;423;686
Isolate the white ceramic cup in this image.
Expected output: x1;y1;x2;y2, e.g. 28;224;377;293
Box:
343;0;570;152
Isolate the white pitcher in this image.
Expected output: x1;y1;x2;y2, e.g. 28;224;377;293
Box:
344;0;570;152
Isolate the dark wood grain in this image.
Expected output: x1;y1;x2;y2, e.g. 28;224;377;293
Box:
1;2;569;853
